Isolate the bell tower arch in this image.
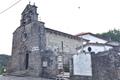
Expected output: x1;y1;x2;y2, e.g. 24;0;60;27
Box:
20;3;38;26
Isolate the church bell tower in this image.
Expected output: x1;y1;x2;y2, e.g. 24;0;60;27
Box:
20;3;38;26
7;3;46;77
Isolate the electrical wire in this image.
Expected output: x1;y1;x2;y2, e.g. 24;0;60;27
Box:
0;0;22;14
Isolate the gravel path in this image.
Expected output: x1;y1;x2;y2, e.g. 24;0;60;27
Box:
0;75;53;80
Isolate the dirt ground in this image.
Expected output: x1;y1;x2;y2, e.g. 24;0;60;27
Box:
0;75;52;80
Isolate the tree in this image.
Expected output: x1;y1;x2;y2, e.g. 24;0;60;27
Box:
0;67;5;75
96;29;120;42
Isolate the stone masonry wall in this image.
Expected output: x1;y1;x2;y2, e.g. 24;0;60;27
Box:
7;21;46;77
46;32;82;54
91;50;120;80
45;31;82;65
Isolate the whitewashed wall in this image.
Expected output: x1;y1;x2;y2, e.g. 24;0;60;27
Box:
73;54;92;76
78;45;113;54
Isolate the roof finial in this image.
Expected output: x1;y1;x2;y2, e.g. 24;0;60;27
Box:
29;1;31;4
33;2;35;6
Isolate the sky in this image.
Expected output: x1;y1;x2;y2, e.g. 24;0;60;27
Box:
0;0;120;55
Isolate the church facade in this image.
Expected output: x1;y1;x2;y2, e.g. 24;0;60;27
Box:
7;4;87;78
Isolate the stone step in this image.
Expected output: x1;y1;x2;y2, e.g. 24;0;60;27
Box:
8;71;28;77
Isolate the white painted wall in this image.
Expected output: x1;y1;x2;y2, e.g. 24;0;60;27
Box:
73;54;92;76
79;34;107;43
107;41;120;46
78;45;113;54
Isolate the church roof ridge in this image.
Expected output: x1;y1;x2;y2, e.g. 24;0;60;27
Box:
45;27;89;42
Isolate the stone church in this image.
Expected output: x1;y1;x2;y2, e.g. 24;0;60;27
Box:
7;3;87;79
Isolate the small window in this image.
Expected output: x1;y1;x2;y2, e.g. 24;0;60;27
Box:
24;33;27;38
25;53;29;69
22;32;27;41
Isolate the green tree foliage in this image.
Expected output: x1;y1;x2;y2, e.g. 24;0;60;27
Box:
0;54;10;75
96;29;120;42
0;67;4;75
63;63;70;72
0;54;10;67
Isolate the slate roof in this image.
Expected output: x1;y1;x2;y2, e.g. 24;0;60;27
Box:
45;28;89;42
75;32;107;41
